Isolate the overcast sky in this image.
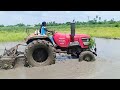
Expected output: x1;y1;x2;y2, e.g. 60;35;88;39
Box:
0;11;120;26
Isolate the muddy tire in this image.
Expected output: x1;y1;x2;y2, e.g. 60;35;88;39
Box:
25;40;56;67
79;51;95;62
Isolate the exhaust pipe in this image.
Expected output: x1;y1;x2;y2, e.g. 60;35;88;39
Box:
71;20;75;42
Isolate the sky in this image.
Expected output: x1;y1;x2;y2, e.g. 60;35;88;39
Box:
0;11;120;26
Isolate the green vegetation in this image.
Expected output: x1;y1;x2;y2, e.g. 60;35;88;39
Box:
0;26;120;42
89;37;96;49
1;16;120;42
0;31;27;42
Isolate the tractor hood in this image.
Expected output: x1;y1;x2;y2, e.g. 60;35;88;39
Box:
53;32;90;38
74;34;90;38
53;32;91;48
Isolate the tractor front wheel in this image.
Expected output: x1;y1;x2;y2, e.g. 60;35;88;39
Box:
79;51;95;62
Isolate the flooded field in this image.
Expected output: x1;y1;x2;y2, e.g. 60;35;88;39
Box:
95;38;120;62
0;38;120;79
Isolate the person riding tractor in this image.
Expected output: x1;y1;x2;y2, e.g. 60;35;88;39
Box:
39;21;56;46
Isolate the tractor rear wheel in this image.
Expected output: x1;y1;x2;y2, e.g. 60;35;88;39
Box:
79;51;95;62
25;40;56;67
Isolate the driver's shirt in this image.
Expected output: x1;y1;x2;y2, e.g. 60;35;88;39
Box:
41;26;55;44
41;26;47;35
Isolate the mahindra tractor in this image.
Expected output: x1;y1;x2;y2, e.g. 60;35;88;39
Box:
24;21;97;67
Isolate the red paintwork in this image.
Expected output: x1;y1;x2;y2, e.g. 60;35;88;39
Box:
53;32;90;48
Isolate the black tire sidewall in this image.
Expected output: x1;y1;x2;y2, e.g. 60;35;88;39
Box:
79;51;95;62
25;40;55;67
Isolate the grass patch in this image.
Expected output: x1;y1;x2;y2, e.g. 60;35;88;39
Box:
0;31;28;42
0;26;120;42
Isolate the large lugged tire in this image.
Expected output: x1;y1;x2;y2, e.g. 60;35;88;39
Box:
25;40;56;67
79;51;95;62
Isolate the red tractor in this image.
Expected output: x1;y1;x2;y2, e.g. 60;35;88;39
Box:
25;21;97;67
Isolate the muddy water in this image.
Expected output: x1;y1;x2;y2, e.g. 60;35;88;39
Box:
95;38;120;62
0;38;120;62
0;41;25;55
0;38;120;79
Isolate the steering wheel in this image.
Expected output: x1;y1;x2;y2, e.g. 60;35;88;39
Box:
47;30;55;35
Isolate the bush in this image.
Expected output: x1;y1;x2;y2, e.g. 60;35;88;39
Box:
114;24;119;27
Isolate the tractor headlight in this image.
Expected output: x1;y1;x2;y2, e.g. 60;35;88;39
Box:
82;38;90;45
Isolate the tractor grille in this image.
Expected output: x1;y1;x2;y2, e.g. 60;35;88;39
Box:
82;38;90;42
82;38;90;45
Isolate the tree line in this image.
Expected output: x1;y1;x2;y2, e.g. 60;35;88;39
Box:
1;16;120;27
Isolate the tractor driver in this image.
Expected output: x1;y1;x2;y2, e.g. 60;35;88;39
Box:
40;21;48;36
40;21;56;45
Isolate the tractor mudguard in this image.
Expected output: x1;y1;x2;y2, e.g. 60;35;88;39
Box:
26;35;53;45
